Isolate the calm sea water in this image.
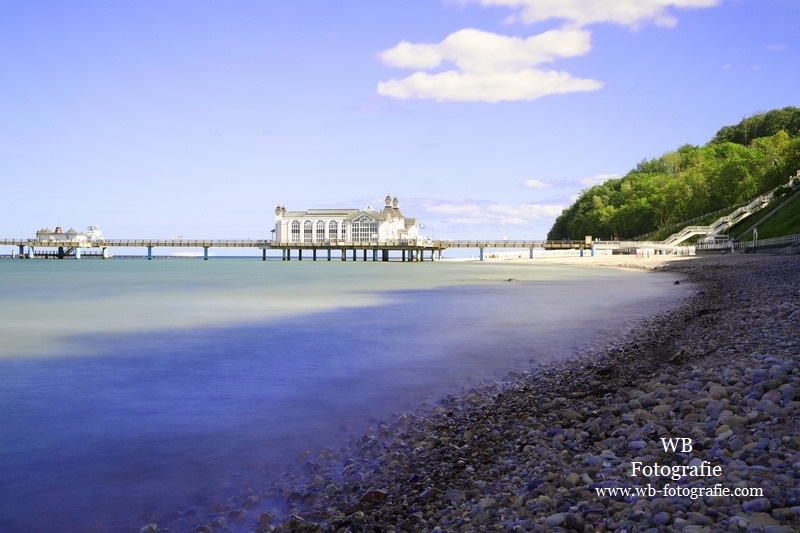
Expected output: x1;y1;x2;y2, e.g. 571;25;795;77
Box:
0;258;687;531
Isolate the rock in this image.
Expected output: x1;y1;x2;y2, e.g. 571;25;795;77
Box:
287;491;307;505
779;385;796;401
769;365;789;383
743;497;773;513
755;399;781;414
720;414;748;427
749;512;780;527
545;513;566;527
284;514;309;529
561;472;581;488
242;495;259;509
707;384;728;399
565;513;585;530
446;489;466;505
359;488;389;503
476;497;497;511
419;487;441;502
763;526;795;533
652;403;672;415
653;511;671;525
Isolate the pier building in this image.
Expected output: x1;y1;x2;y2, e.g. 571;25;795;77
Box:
273;195;419;245
36;225;103;243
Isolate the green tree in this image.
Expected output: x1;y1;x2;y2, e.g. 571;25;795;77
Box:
548;107;800;240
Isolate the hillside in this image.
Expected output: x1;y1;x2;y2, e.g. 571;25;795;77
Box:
547;107;800;241
734;188;800;241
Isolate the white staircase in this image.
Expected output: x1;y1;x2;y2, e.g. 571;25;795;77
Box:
662;193;774;246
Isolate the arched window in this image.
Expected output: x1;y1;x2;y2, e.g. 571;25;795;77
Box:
352;215;378;243
316;221;325;242
303;221;313;243
329;221;338;242
291;220;300;243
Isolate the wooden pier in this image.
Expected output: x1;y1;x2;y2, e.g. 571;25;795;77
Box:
0;237;593;261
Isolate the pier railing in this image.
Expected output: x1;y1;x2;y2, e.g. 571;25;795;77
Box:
1;236;598;261
0;238;592;249
101;239;269;248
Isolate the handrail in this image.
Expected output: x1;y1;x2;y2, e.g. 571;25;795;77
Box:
0;238;592;250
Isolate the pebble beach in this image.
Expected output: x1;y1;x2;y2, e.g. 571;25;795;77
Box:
144;253;800;532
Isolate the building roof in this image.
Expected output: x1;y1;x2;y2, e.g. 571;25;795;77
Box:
284;209;360;218
278;198;419;230
283;208;401;223
382;205;407;219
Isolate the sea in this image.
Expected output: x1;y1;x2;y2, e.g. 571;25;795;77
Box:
0;257;689;531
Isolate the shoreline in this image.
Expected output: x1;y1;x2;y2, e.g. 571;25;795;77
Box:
442;252;699;269
145;254;800;532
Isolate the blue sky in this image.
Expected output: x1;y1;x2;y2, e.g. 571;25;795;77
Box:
1;0;798;245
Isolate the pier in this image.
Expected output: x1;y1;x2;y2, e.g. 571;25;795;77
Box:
0;237;596;261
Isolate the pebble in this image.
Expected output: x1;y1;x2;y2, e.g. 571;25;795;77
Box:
544;513;566;527
743;497;773;513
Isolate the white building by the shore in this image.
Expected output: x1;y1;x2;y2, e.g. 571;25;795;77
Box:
35;225;103;242
273;196;420;244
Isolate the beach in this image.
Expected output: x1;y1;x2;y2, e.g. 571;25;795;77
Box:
206;253;800;532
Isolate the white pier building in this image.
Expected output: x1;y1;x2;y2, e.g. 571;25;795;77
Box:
273;195;420;245
35;225;104;243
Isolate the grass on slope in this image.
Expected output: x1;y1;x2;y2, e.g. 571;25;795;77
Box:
741;191;800;240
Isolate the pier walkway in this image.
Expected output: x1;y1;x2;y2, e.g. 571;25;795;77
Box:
0;238;595;261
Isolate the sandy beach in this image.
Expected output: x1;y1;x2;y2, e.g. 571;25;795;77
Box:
144;253;800;532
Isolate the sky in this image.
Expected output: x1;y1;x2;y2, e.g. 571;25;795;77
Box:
1;0;799;247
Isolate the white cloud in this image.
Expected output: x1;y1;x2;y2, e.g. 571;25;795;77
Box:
378;68;602;103
580;173;619;186
378;0;721;103
380;27;592;72
765;44;785;52
522;178;550;189
378;27;602;102
467;0;721;29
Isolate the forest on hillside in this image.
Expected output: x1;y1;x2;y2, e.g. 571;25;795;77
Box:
547;106;800;241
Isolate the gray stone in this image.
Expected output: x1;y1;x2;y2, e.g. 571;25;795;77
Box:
720;414;748;427
360;488;388;503
653;511;671;525
708;385;728;399
446;489;466;505
743;497;773;513
755;399;781;414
